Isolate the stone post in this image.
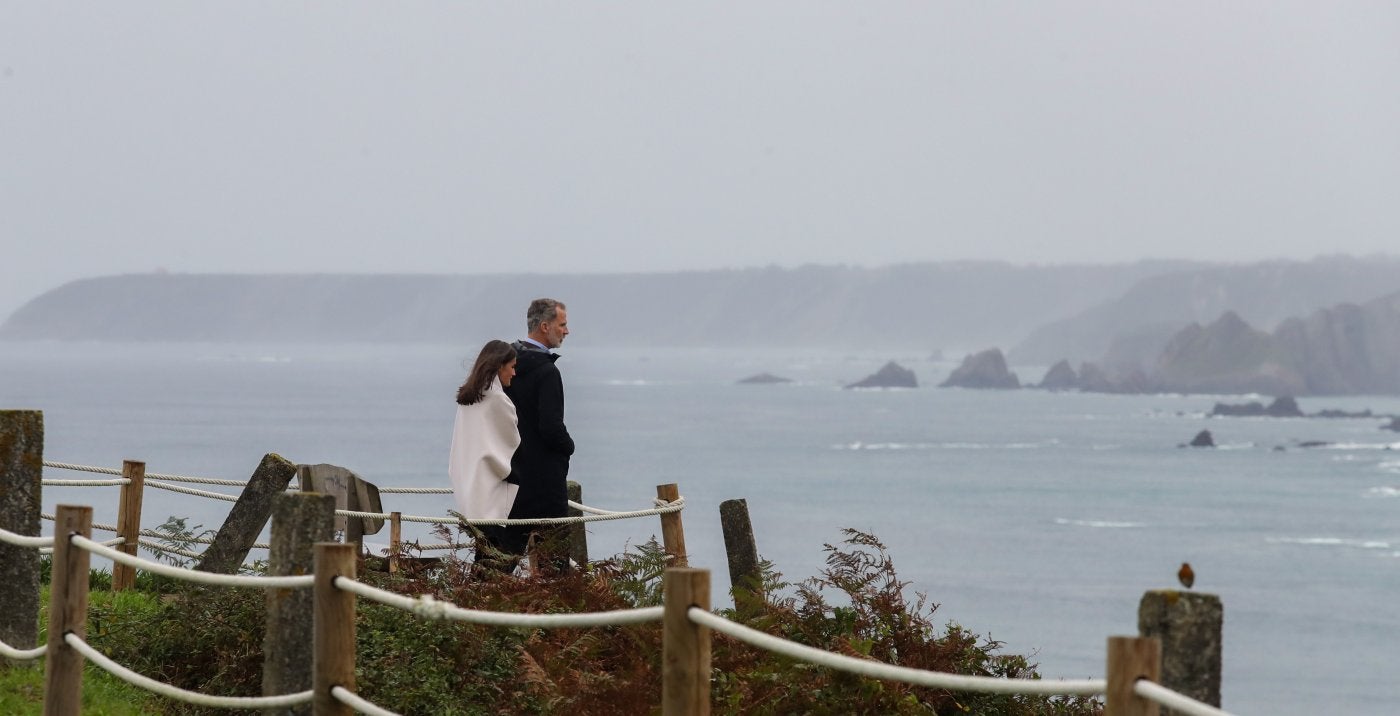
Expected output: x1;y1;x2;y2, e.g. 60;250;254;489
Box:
197;453;297;574
719;499;764;614
0;410;43;663
1138;590;1223;712
262;493;335;716
566;480;588;567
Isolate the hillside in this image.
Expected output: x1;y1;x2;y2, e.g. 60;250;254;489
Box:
0;262;1189;349
1011;255;1400;366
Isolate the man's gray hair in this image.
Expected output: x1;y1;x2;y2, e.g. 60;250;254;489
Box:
526;298;566;333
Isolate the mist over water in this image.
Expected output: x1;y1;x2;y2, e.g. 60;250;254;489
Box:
4;341;1398;713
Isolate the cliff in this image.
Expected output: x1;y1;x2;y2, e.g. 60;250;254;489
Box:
1012;256;1400;366
0;262;1181;348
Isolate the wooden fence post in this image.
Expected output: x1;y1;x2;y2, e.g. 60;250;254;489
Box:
1106;635;1160;716
314;543;356;716
663;568;711;716
112;459;146;591
43;505;93;716
656;483;688;568
718;498;763;614
567;480;588;567
264;493;335;716
1138;590;1223;712
0;410;43;662
388;512;402;575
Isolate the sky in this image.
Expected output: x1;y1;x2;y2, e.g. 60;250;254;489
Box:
3;2;1399;320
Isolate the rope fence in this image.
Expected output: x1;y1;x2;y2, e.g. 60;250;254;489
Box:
65;633;313;709
14;456;1236;714
686;606;1107;696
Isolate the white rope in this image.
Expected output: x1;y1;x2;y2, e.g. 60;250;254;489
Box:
375;486;452;494
146;479;241;503
41;513;269;549
340;496;686;526
0;526;54;548
43;460;251;487
0;637;46;661
70;536;311;589
41;536;124;556
334;577;665;627
42;478;130;487
687;608;1107;696
42;461;121;476
331;685;402;716
1134;679;1235;715
65;633;312;708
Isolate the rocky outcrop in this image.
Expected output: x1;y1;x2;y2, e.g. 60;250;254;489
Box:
1065;292;1400;396
1183;430;1215;448
737;373;793;385
845;361;917;389
1011;255;1400;365
1209;396;1304;418
1037;360;1078;390
1383;417;1400;433
939;349;1019;389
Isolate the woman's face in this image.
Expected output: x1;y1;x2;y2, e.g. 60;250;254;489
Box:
497;359;517;388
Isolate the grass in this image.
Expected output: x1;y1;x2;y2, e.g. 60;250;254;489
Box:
1;587;163;715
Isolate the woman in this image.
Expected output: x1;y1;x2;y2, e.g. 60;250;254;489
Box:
448;340;520;528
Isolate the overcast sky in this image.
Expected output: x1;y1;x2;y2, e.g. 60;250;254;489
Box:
3;2;1398;319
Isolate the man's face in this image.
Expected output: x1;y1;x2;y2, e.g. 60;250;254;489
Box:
540;308;569;348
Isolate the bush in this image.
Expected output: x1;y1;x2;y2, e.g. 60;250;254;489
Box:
81;529;1101;715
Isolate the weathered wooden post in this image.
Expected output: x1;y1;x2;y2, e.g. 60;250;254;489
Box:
719;498;763;614
1105;636;1161;716
656;483;688;567
112;459;146;591
43;505;93;716
566;480;588;567
1139;590;1223;712
314;543;356;716
388;511;402;575
198;454;298;574
263;493;335;716
663;567;711;716
0;410;43;663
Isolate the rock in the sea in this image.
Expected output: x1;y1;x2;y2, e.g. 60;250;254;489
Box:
1383;417;1400;433
1185;430;1215;448
1037;359;1078;391
845;361;918;389
1209;396;1304;418
737;372;793;385
1296;440;1331;448
939;349;1020;389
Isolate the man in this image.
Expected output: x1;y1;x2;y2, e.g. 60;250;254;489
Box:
498;298;575;570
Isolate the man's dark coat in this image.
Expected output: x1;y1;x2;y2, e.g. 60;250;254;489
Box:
504;341;575;519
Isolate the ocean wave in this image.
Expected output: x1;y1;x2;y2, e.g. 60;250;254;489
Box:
1054;518;1144;529
832;439;1061;451
1315;441;1400;451
1267;536;1393;551
1366;486;1400;498
1214;442;1256;451
1376;460;1400;473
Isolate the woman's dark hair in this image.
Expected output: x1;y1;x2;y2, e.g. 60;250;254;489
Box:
456;340;516;405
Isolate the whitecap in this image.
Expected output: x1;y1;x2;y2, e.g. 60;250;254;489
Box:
1267;536;1392;550
1214;442;1256;451
1377;460;1400;474
1054;518;1144;529
1365;486;1400;498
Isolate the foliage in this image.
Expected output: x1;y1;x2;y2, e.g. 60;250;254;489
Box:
70;528;1100;715
0;588;164;715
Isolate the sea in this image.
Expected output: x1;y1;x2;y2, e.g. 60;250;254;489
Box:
2;340;1397;714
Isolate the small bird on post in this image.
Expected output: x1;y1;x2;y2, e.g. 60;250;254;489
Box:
1178;562;1195;589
